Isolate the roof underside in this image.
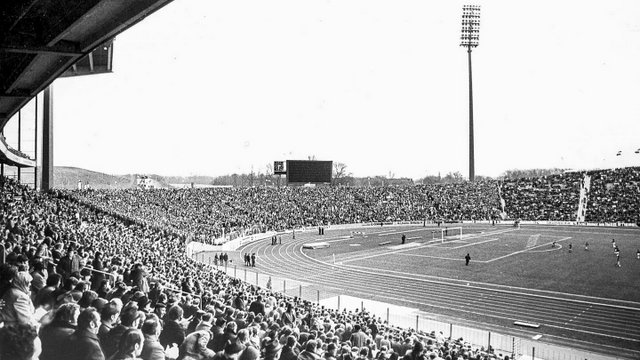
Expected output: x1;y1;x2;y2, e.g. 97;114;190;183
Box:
0;0;176;129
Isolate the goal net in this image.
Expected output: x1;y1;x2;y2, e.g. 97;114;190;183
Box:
432;226;463;242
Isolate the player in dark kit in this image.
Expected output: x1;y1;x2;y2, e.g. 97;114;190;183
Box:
401;234;406;244
465;253;471;266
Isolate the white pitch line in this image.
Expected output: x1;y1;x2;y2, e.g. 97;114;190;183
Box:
378;228;426;236
399;253;463;261
451;238;500;249
485;237;572;263
407;236;421;240
341;243;428;263
335;262;640;311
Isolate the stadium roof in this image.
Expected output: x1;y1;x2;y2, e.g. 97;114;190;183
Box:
0;0;176;130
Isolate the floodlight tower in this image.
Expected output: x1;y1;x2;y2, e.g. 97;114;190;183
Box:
460;5;480;182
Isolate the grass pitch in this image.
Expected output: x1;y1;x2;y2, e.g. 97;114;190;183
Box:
303;224;640;302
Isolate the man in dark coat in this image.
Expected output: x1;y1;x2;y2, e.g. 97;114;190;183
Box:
91;252;105;291
57;247;81;280
39;303;78;360
65;307;105;360
159;304;186;349
248;295;265;316
208;317;226;351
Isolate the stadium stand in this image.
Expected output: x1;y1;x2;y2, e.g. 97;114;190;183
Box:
69;182;503;245
0;167;638;360
585;167;640;223
499;172;583;221
1;175;512;360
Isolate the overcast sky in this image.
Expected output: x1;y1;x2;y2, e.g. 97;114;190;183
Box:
27;0;640;178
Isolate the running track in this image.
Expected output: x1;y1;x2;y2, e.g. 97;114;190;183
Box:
236;228;640;358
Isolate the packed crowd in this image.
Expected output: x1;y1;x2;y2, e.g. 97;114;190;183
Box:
499;172;583;221
586;167;640;223
0;176;510;360
69;167;640;245
70;183;502;244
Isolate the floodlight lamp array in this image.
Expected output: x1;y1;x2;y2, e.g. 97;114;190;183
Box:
460;5;481;48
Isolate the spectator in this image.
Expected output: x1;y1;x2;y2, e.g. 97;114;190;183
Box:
110;328;145;360
65;307;105;360
99;302;121;347
103;303;143;358
248;295;266;317
350;324;368;349
39;303;80;360
141;317;165;360
160;304;187;349
0;271;36;326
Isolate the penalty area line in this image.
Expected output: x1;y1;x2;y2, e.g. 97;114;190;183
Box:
485;237;572;263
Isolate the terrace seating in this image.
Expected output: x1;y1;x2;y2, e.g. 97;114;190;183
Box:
0;176;502;360
1;167;638;360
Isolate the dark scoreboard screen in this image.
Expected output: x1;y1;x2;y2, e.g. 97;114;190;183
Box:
286;160;333;183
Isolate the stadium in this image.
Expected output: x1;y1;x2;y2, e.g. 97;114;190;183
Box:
1;2;639;360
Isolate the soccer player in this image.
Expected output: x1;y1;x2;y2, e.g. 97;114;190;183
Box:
616;254;621;267
401;234;406;244
584;242;589;251
568;243;572;253
614;246;620;258
465;253;471;266
612;239;616;249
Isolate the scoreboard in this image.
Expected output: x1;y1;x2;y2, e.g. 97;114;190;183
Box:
286;160;333;184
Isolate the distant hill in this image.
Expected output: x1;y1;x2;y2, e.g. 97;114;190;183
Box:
54;167;135;189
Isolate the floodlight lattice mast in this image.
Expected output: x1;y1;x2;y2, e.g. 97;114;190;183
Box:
460;5;480;182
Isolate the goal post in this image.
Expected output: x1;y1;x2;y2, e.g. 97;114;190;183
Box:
432;226;463;243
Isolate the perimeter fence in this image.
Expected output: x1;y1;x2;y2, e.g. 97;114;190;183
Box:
191;252;629;360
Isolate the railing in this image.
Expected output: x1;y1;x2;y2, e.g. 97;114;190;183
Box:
79;265;203;309
191;252;633;360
